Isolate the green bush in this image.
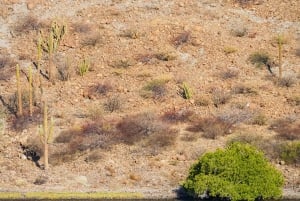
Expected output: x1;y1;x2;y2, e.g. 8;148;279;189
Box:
183;142;284;201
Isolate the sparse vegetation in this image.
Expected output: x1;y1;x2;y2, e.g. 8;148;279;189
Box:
104;96;121;113
249;51;271;68
183;142;284;201
81;34;102;47
270;118;300;140
179;82;192;99
161;108;194;123
212;89;232;107
14;15;42;33
279;141;300;165
220;68;239;79
231;26;247;37
277;75;296;87
251;113;267;125
141;79;169;99
172;31;191;47
223;46;237;55
78;58;90;76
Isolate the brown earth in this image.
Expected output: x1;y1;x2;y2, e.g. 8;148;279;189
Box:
0;0;299;199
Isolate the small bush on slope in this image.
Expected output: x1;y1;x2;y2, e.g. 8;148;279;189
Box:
183;142;284;201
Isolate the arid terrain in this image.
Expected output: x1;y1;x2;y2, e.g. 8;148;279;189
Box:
0;0;299;199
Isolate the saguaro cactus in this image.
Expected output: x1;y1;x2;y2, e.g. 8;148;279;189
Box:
39;101;53;170
29;65;33;117
16;64;23;116
275;34;286;79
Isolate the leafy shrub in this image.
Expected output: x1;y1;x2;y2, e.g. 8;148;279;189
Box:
182;142;284;201
249;52;270;68
279;141;300;165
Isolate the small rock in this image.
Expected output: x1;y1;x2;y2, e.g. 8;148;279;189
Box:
279;160;285;165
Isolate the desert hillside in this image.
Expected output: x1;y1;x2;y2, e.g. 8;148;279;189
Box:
0;0;299;198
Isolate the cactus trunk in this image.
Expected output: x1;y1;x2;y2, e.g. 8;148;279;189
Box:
16;64;23;116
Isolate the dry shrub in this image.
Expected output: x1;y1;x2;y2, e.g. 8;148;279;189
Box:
270;118;300;140
161;108;194;124
89;82;113;97
84;151;102;163
104;96;121;113
117;112;177;147
73;22;92;33
172;31;191;47
0;55;16;80
135;54;155;63
220;68;239;79
57;57;72;81
120;29;139;39
232;84;257;95
287;96;300;106
279;141;300;165
212;89;232;107
251;113;267;125
141;79;169;99
195;95;211;107
14;15;42;33
230;26;247;37
81;34;102;47
187;117;233;139
278;75;297;88
11;109;42;131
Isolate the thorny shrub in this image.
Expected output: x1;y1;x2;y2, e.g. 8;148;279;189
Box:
161;108;194;124
270;118;300;140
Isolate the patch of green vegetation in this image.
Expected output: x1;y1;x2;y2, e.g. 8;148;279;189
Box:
183;142;284;201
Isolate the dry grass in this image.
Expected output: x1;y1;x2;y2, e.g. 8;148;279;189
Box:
88;82;113;98
103;96;122;113
81;34;102;47
141;79;169;100
277;75;297;87
220;68;239;79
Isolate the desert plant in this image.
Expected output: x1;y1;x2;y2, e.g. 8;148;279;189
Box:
161;108;194;123
279;141;300;165
220;68;239;79
142;79;169;99
179;82;192;99
195;95;210;107
112;59;133;69
273;35;287;79
28;65;33;116
287;96;300;106
249;51;270;68
81;33;102;47
251;113;267;125
120;29;139;39
172;31;191;47
0;108;6;136
39;102;53;170
89;82;113;97
270;119;300;141
154;52;176;61
223;46;237;55
16;64;23;116
183;142;284;201
57;57;72;81
231;26;247;37
78;58;90;76
187;116;233;139
232;84;257;95
212;89;231;107
73;22;92;33
277;75;296;87
103;96;121;113
14;15;41;33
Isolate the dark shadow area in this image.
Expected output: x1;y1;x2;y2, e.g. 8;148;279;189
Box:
20;143;42;169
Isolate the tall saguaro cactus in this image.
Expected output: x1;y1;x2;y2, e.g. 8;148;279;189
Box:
16;64;23;116
29;65;33;117
39;101;53;170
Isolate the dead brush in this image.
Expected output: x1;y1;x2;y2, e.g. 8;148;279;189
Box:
172;31;191;47
81;33;102;47
187;116;233;139
270;118;300;140
211;89;232;107
116;112;172;144
161;108;194;124
88;82;113;97
72;22;93;33
220;68;239;80
14;15;42;33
